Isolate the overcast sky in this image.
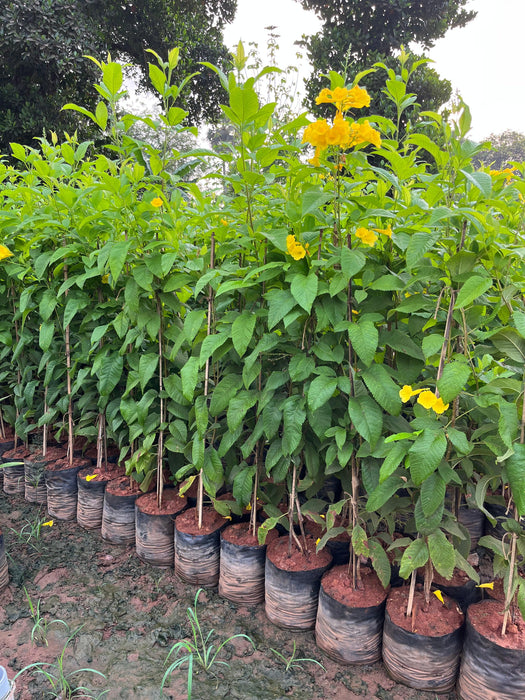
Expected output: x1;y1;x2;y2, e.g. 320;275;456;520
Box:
224;0;525;140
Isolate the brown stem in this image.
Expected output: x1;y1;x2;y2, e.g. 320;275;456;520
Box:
502;506;519;636
406;568;417;618
198;232;216;529
157;294;165;509
288;462;299;556
436;290;456;388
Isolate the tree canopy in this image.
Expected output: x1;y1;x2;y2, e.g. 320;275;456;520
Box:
0;0;236;152
296;0;476;116
474;131;525;169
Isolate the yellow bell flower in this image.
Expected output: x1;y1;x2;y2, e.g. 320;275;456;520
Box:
0;244;14;261
151;197;163;207
355;227;378;247
286;234;307;260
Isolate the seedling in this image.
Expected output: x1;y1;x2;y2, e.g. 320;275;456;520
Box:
24;587;68;646
270;640;325;672
161;589;255;699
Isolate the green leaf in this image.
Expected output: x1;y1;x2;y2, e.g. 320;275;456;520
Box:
301;188;332;217
233;465;255;507
399;538;429;579
461;170;492;198
340;248;366;279
209;374;243;416
506;443;525;517
346;321;378;367
307;375;338;412
282;395;306;455
498;400;518;449
266;289;296;329
513;310;525;339
379;442;408;483
408;429;447;485
362;364;402;415
288;355;315;382
351;524;368;556
366;475;404;511
368;539;391;589
348;396;383;448
99;354;123;396
262;402;282;440
406;232;440;270
437;361;471;403
428;530;455;580
181;356;199;401
227;391;257;432
39;321;54;352
139;353;158;392
491;329;525;363
108;240;131;282
422;334;445;359
199;332;229;367
455;275;492;309
194;395;208;439
290;272;318;314
420;472;446;516
231;312;256;358
446;428;471;455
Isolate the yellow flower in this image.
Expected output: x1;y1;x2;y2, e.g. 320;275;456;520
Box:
355;227;378;247
432;396;449;414
42;520;53;527
417;390;438;410
302;119;331;149
433;589;445;604
151;197;163;207
220;218;228;226
348;121;382;148
490;166;517;183
0;244;14;261
476;582;494;589
101;274;110;284
316;538;321;546
286;234;307;260
326;111;351;147
245;503;252;511
375;224;392;238
85;474;97;482
316;85;371;112
399;385;415;402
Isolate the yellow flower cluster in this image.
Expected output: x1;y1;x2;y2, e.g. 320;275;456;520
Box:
316;85;371;112
355;224;393;247
399;385;449;414
151;197;163;207
489;166;518;183
286;234;308;260
302;85;381;166
0;244;13;261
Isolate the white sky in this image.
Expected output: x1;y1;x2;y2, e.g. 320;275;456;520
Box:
224;0;525;140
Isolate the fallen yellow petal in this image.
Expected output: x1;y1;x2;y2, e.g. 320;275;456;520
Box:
85;474;97;482
42;520;53;527
476;582;494;589
433;589;445;604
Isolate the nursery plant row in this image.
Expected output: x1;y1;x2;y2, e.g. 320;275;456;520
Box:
0;44;524;697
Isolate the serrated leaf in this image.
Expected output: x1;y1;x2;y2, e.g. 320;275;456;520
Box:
282;395;306;455
231;312;256;358
347;321;378;367
455;275;492;309
108;240;131;282
348;395;383;448
340;247;366;279
139;353;158;391
288;354;315;382
181;356;199;401
380;442;408;482
491;329;525;363
266;288;296;329
39;320;54;352
408;429;447;485
368;539;391;589
233;465;255;507
446;428;471;455
399;538;429;579
362;364;402;415
437;361;471;403
209;374;243;416
290;272;318;314
366;475;404;511
420;472;446;516
506;443;525;517
406;231;440;270
99;354;123;396
513;310;525;340
428;530;455;580
199;332;229;367
307;375;338;411
227;391;258;432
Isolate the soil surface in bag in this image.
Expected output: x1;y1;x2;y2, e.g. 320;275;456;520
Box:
78;464;125;484
3;447;30;462
222;521;279;547
387;585;464;636
46;456;91;473
175;506;227;535
1;493;460;700
267;534;332;571
468;598;525;649
321;564;388;607
136;489;187;516
105;475;142;497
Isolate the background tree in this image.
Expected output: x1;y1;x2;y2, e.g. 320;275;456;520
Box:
296;0;475;119
473;130;525;169
0;0;236;152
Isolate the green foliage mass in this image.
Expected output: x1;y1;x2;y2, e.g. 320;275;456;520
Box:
1;44;525;628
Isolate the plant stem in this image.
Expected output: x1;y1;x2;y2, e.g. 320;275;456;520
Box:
64;262;73;467
157;294;165;509
406;568;417;618
198;231;215;529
